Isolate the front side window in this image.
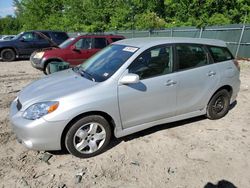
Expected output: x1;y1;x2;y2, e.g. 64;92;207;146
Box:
128;46;173;79
208;46;233;62
75;38;92;49
176;44;208;70
22;32;35;41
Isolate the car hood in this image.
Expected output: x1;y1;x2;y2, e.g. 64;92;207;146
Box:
0;39;17;46
18;69;97;110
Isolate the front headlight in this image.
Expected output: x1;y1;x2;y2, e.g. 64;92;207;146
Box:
23;101;59;120
33;52;44;59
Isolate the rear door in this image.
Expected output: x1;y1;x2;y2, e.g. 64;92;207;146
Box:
174;43;219;115
33;32;51;49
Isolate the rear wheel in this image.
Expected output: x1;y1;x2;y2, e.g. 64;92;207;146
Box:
65;115;111;158
1;49;15;61
206;89;230;120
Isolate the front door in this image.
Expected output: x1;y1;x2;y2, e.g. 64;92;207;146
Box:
118;45;177;129
18;32;36;56
68;37;94;65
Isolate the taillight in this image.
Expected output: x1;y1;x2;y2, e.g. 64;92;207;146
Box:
233;60;240;71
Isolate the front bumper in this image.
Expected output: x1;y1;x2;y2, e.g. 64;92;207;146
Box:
9;98;68;151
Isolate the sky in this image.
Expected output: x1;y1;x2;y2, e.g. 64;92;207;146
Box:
0;0;15;17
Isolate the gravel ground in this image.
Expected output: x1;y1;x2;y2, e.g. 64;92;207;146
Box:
0;60;249;188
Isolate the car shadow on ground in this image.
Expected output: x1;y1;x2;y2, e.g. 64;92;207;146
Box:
49;101;237;157
204;179;237;188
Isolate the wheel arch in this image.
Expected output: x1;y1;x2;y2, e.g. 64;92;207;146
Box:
0;47;18;57
208;85;233;106
43;57;64;71
60;111;115;150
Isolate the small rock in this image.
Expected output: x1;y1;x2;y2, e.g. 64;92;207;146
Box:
58;183;67;188
75;175;82;184
167;167;175;174
130;161;140;166
39;153;53;165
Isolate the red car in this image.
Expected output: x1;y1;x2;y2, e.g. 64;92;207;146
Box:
30;34;125;74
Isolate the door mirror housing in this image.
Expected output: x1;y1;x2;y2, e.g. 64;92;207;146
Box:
119;73;139;85
70;45;80;52
20;37;25;42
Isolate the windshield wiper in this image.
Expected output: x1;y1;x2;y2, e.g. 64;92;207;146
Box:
75;66;95;82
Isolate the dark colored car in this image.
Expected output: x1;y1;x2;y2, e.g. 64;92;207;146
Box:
30;34;125;74
0;30;69;61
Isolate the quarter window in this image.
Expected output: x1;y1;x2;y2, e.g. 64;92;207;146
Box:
128;46;173;79
208;46;233;62
176;44;208;70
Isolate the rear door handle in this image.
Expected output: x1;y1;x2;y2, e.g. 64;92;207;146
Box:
207;71;216;77
165;80;177;86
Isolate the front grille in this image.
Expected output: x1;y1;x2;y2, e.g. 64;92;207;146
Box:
16;99;22;111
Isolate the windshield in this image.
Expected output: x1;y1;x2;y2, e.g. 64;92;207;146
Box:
12;32;23;40
59;37;75;48
76;44;138;82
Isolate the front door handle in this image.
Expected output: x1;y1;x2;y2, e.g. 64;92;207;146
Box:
207;71;216;77
165;80;177;86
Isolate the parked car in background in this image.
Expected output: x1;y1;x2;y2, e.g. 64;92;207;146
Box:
0;35;15;41
30;34;125;74
10;37;240;158
0;30;68;61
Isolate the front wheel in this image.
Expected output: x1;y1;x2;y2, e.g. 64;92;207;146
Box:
65;115;111;158
206;89;230;120
1;49;15;61
43;62;51;75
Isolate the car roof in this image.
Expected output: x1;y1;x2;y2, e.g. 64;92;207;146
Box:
25;30;67;33
115;37;226;48
76;34;125;38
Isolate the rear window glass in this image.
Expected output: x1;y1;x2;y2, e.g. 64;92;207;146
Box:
94;38;108;49
111;38;124;42
208;46;233;62
176;44;209;70
51;32;69;40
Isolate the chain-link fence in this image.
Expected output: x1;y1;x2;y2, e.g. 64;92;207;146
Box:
69;24;250;58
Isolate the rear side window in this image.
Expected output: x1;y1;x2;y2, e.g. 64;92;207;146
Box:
40;32;51;39
208;46;233;62
93;38;108;49
176;44;209;70
51;32;68;40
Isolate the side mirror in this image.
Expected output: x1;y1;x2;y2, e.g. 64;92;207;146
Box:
119;73;139;85
20;37;25;42
70;45;80;52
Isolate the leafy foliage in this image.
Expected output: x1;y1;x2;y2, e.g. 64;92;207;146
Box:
0;0;249;34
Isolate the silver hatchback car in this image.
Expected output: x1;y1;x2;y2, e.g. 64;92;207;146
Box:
10;37;240;158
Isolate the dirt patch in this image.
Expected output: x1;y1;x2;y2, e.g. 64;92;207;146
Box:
0;60;249;187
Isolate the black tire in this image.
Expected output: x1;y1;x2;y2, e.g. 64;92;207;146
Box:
206;89;230;120
43;62;51;75
1;48;15;61
65;115;111;158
